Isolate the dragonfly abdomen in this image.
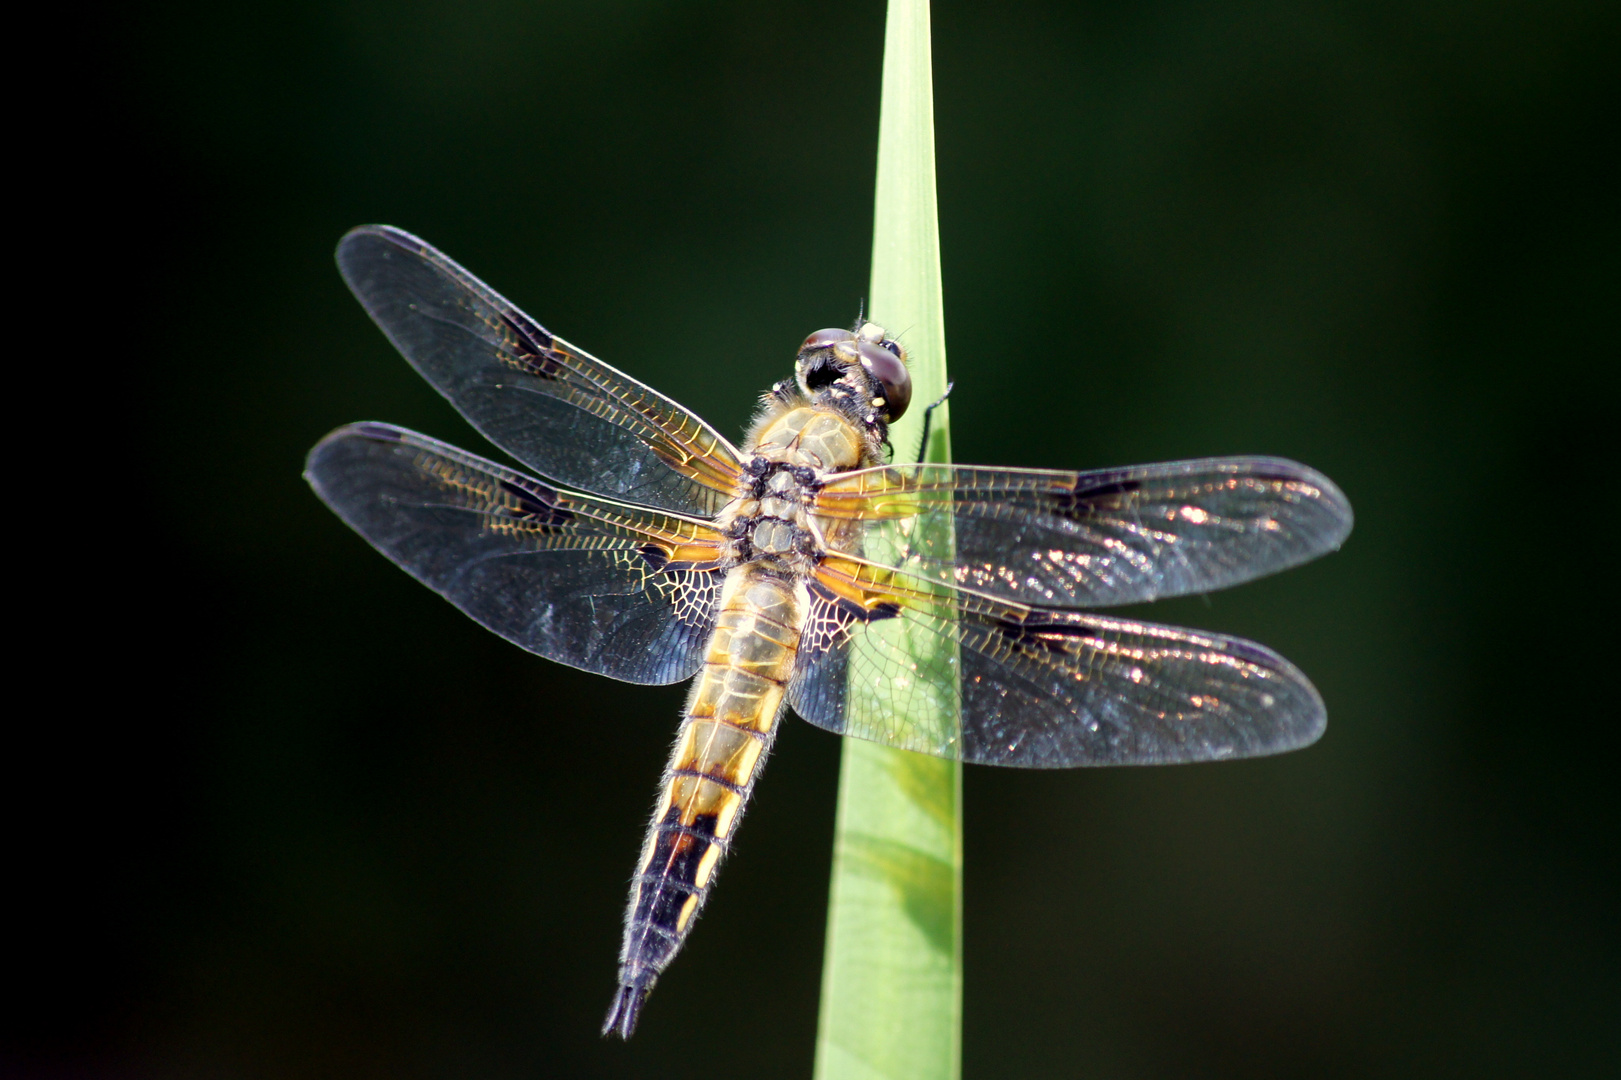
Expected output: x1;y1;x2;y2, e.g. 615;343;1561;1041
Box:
604;566;804;1038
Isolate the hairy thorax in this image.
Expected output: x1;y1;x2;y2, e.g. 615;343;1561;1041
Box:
714;402;874;575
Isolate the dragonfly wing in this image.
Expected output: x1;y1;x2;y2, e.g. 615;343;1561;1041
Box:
812;457;1352;608
337;225;744;517
306;423;729;684
788;558;1325;767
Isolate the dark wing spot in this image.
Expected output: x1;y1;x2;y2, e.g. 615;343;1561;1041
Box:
638;544;672;572
1050;476;1144;518
496;477;572;525
807;580;901;626
1069;477;1142;503
498;312;567;380
1074;478;1140;499
806;579;839;606
991;613;1099;654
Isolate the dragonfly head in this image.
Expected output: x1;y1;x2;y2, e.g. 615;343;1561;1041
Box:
794;323;912;426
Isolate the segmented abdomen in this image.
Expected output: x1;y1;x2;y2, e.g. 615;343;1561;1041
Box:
603;567;802;1037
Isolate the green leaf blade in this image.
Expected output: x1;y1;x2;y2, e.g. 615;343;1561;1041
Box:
814;1;961;1078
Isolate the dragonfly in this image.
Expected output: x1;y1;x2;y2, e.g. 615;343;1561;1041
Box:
306;225;1353;1039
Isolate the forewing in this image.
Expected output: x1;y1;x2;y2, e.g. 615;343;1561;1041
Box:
336;225;744;516
306;423;729;684
788;558;1325;767
812;457;1352;608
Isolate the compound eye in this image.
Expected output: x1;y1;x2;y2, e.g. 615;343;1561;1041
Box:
801;327;855;352
857;339;912;421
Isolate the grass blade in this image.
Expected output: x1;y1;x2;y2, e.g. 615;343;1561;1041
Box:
813;1;960;1077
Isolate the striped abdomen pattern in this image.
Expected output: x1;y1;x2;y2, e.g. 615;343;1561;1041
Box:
603;567;802;1037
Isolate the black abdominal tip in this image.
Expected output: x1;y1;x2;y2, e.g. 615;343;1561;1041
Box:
602;983;648;1039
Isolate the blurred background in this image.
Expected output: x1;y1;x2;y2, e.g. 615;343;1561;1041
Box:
17;0;1616;1076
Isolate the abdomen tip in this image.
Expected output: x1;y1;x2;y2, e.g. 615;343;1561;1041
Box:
602;982;649;1039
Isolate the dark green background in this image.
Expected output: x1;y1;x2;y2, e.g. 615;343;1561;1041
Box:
21;0;1616;1076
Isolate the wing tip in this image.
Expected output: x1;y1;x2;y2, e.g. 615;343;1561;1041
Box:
1235;454;1355;552
304;421;407;478
335;224;442;296
1305;468;1355;553
337;222;422;253
1262;655;1329;756
1283;698;1329;753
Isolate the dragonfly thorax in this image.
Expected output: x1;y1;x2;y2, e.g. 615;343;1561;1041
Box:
719;463;817;567
748;517;802;557
747;404;870;472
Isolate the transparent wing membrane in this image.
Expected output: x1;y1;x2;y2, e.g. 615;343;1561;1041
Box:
306;422;729;684
788;556;1325;767
812;457;1352;608
337;226;745;516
